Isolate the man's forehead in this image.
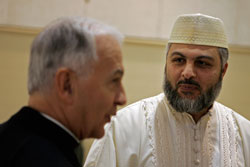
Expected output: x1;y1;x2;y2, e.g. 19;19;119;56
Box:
168;43;220;59
92;35;123;76
96;35;121;54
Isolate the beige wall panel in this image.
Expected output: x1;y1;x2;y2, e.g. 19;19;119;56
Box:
232;0;250;46
217;50;250;119
122;41;166;104
0;0;8;24
1;0;250;45
5;0;85;26
0;31;32;122
77;0;240;44
7;0;33;26
86;0;160;37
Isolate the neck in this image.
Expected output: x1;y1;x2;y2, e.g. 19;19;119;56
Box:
28;91;68;128
189;105;212;123
28;91;84;140
29;92;54;115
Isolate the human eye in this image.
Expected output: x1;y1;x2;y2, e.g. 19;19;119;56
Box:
172;57;185;64
109;69;124;88
112;77;121;83
196;60;212;68
111;75;123;87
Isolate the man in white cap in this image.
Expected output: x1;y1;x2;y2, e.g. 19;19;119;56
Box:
84;14;250;167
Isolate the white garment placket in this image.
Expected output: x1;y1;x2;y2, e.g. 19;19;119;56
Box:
153;98;214;167
193;124;201;166
183;112;208;167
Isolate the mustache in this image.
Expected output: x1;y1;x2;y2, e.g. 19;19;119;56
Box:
177;79;201;88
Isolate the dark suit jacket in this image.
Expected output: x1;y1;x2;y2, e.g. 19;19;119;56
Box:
0;107;82;167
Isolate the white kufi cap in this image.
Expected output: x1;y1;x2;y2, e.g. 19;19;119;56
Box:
169;13;228;48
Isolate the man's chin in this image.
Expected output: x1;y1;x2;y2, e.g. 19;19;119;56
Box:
178;89;201;98
91;129;105;139
179;93;199;100
87;125;105;139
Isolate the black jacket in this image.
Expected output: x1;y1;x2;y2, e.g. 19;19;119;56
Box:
0;107;82;167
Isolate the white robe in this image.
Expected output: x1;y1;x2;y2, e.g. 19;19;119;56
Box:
84;93;250;167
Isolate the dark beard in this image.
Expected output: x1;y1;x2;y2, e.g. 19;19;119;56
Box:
163;75;222;114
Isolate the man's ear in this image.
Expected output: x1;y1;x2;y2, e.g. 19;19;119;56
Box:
222;63;228;78
54;68;75;104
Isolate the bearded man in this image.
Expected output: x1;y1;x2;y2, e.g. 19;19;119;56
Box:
84;13;250;167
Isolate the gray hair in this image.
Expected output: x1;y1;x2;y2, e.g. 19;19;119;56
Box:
165;43;229;70
28;17;123;95
218;47;229;70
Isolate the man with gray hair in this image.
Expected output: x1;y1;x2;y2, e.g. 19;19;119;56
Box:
0;17;126;167
84;14;250;167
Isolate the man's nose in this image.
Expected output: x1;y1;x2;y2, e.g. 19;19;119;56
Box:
115;85;127;106
181;63;196;79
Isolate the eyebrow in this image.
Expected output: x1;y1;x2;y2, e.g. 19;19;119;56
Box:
170;51;215;61
170;51;185;58
196;55;214;61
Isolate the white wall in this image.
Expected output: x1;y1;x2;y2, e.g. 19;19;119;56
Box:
1;0;250;46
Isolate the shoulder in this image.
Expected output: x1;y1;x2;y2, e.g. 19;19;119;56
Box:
0;107;44;147
213;101;250;124
96;93;165;144
0;110;29;151
0;133;73;167
109;93;165;129
115;93;165;120
16;136;74;167
233;112;250;131
213;101;234;112
85;94;165;167
100;93;165;146
214;101;250;134
0;108;77;167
